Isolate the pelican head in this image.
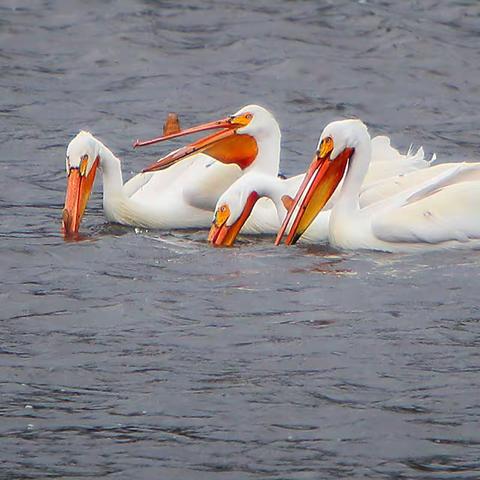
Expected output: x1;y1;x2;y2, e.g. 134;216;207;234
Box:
62;131;100;236
207;174;264;247
276;119;366;245
232;104;280;140
138;104;280;174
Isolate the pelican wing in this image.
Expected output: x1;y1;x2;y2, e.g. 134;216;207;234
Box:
182;160;242;211
359;163;463;207
123;172;154;198
365;135;431;184
125;154;209;199
371;164;480;244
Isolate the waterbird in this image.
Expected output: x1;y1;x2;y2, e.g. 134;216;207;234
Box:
276;119;480;251
62;131;241;236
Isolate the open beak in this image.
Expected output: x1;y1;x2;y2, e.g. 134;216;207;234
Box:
137;116;258;173
275;146;353;246
134;117;233;148
62;157;99;236
208;192;259;247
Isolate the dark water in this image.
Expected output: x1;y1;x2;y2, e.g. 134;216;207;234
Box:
1;1;480;478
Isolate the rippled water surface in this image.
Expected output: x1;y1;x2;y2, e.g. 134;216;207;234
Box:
1;1;480;478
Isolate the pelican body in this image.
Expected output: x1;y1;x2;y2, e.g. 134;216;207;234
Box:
62;131;244;235
278;119;480;252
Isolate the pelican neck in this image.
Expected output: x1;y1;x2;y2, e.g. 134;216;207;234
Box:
244;129;281;177
98;143;124;198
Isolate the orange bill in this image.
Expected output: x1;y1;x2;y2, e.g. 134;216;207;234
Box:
275;146;353;246
208;192;260;247
133;117;233;148
274;153;327;246
62;156;99;236
138;113;258;173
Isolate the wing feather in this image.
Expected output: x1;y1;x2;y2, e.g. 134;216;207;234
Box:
372;180;480;244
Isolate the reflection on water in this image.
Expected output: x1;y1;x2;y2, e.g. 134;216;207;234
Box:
1;0;480;478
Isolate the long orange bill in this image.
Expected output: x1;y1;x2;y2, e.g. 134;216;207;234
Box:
274;153;327;246
62;157;99;236
141;119;257;174
133;117;233;148
208;192;260;247
275;148;353;246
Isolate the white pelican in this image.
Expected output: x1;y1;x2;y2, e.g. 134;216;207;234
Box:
207;172;330;246
62;132;244;235
276;119;480;252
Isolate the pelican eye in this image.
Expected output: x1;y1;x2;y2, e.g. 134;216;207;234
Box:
318;136;334;159
214;204;230;227
231;113;253;126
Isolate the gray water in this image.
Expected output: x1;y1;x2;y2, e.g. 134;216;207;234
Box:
1;1;480;478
